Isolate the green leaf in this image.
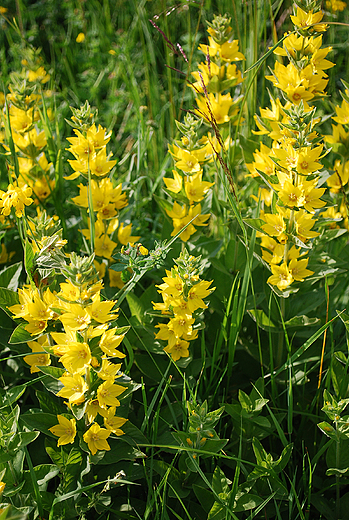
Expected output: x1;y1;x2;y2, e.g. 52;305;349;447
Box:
234;493;264;512
126;291;146;324
24;239;35;285
0;287;19;312
8;431;40;451
20;412;58;436
0;263;22;291
284;315;320;328
9;323;40;344
37;365;66;379
0;385;26;409
243;218;266;234
212;466;230;495
247;309;277;332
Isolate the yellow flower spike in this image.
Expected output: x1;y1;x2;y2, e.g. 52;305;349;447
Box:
97;379;126;408
59;342;92;374
57;373;88;404
268;262;294;291
49;415;76;446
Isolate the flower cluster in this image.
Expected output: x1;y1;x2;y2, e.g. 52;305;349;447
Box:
66;102;139;287
153;249;214;361
191;13;245;126
247;1;334;291
0;47;55;204
8;218;129;456
165;114;214;241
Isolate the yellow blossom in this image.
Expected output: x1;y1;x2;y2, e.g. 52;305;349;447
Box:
57;373;88;404
49;415;76;446
97;379;126;408
83;423;111;455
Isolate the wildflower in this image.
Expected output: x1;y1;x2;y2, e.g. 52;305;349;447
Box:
0;182;33;217
59;342;92;374
164;339;190;361
296;146;323;175
83;423;111;455
76;33;85;43
59;304;91;331
49;415;76;446
268;262;294;290
102;407;127;434
23;336;51;373
57;373;88;404
97;379;126;408
289;257;314;281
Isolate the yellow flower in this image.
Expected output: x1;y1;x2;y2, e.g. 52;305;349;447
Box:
99;329;126;357
278;181;304;208
295;209;320;241
49;415;76;446
289;258;314;281
267;262;294;290
296;146;323;175
0;482;5;494
117;223;140;246
59;304;91;331
98;358;122;380
333;97;349;125
59;342;92;374
57;373;88;404
164;339;190;361
83;423;111;455
327;160;349;192
290;7;327;33
175;150;201;174
163;170;183;193
86;399;104;423
0;182;33;217
88;294;117;324
76;33;85;43
23;336;51;373
97;379;126;408
94;234;117;259
184;172;214;203
168;314;195;338
262;213;286;240
187;280;214;313
196;93;235;125
102;407;127;434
